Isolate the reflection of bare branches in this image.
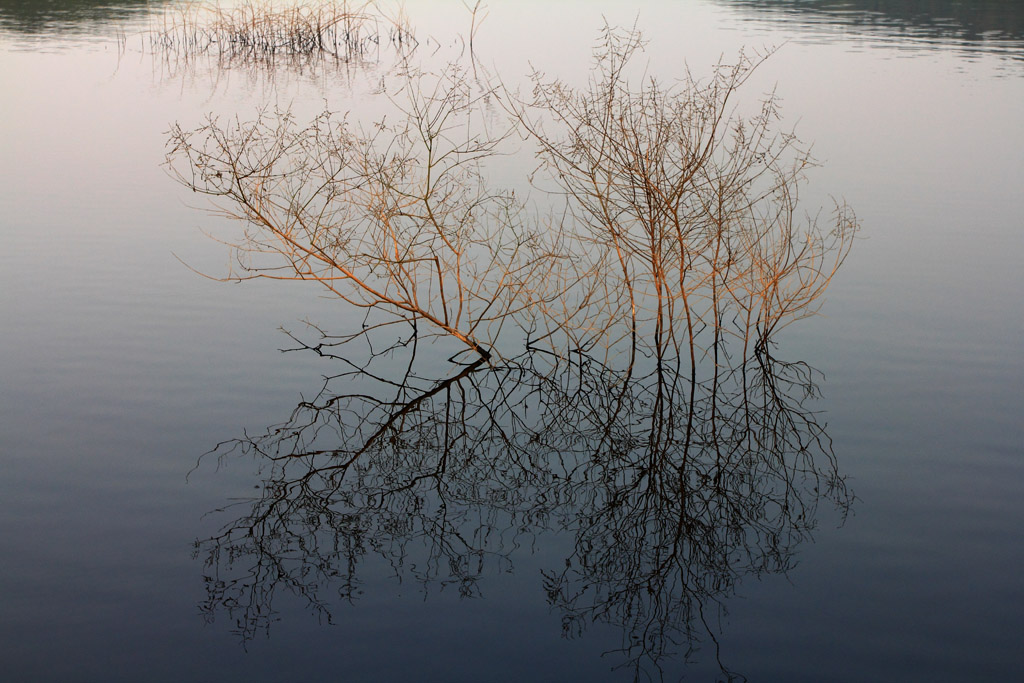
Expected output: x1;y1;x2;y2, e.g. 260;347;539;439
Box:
539;353;846;680
194;339;850;676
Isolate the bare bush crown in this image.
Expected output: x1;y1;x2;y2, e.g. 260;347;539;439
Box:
166;26;857;368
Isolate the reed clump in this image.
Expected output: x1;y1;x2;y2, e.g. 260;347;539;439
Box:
151;1;415;65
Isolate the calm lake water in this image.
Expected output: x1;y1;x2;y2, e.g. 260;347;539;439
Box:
2;1;1023;681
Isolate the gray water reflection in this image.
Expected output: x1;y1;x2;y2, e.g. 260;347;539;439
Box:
196;337;849;680
719;0;1024;64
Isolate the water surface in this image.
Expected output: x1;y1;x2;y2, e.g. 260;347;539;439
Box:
1;1;1022;681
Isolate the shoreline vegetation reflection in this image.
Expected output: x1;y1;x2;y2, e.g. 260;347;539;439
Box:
721;0;1024;65
0;0;165;37
166;17;859;679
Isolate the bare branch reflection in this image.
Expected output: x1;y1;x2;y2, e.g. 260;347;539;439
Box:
194;333;849;678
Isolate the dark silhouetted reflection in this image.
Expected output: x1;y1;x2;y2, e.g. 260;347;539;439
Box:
194;331;850;679
718;0;1024;65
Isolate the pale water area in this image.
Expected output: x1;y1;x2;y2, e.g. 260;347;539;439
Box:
1;1;1023;681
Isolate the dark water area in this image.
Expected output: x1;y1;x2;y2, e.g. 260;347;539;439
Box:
1;1;1023;681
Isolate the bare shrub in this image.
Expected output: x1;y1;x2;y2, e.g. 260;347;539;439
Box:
167;66;560;361
166;26;857;370
512;27;857;372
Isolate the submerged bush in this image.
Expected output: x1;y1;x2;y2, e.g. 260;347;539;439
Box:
166;26;857;371
517;30;857;368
